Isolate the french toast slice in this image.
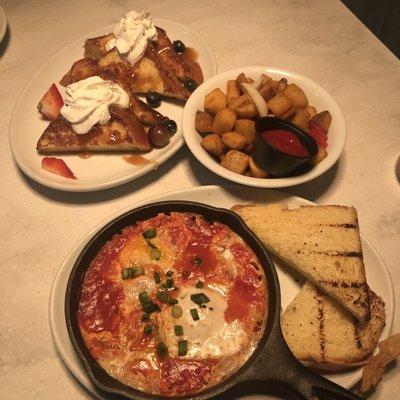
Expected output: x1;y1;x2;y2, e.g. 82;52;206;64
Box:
282;282;385;370
60;60;166;127
37;106;151;153
232;203;371;322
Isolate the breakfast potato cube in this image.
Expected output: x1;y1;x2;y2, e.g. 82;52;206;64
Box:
309;111;332;132
226;80;241;102
221;131;247;150
267;93;291;117
280;106;298;120
249;157;269;178
195;110;214;133
258;84;277;101
234;119;256;145
204;88;227;115
236;73;254;85
257;74;276;90
201;134;225;156
305;106;317;119
291;108;311;131
243;144;254;154
236;101;258;118
213;108;237;134
221;150;249;174
311;145;328;166
277;78;288;92
283;84;308;108
227;94;248;112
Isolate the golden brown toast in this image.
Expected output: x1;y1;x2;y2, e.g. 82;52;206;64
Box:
37;106;151;153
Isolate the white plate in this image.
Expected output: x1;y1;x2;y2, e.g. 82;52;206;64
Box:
49;185;394;399
183;66;347;188
9;19;217;192
0;5;6;43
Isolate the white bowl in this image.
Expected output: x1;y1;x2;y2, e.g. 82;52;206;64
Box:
182;66;346;188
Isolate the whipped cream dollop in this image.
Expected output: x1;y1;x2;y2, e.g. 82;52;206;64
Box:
105;10;157;64
60;76;130;134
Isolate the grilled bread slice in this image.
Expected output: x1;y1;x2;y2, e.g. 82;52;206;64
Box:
232;203;370;322
282;282;385;370
37;106;151;153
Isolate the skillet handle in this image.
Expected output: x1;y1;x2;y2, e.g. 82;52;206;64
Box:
248;328;363;400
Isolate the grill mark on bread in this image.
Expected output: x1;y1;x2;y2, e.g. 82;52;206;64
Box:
353;317;363;350
319;280;364;289
316;289;326;361
320;223;358;229
295;250;362;257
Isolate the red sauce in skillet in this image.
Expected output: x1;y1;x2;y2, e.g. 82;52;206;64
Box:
261;129;310;157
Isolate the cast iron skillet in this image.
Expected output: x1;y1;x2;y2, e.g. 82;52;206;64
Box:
65;201;363;400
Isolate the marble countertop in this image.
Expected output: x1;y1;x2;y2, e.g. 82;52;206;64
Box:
1;0;399;399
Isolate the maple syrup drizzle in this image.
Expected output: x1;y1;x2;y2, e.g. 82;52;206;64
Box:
123;155;151;166
182;47;199;63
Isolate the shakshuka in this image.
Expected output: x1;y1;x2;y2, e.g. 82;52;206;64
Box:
78;212;268;396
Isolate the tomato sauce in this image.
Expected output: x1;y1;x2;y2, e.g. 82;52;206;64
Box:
261;129;310;157
159;358;216;395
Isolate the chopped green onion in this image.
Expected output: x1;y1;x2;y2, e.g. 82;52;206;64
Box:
147;241;157;249
166;270;174;277
121;267;144;280
156;291;169;303
153;271;161;284
168;298;178;306
139;291;160;314
190;308;200;321
174;325;184;336
150;248;162;260
193;256;202;266
139;291;150;304
200;304;207;309
143;228;156;239
178;340;188;356
156;342;169;359
171;305;183;319
166;278;174;288
195;280;204;288
190;293;210;305
144;324;152;334
209;307;214;311
141;313;150;321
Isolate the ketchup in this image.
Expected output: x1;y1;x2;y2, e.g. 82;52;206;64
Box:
261;129;310;157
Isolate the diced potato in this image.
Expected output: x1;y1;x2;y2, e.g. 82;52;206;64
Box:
195;110;214;133
249;157;269;178
280;106;297;120
283;84;308;108
291;108;311;131
277;78;288;92
221;150;249;174
236;73;254;85
221;131;247;150
309;111;332;132
227;94;247;112
236;100;258;118
258;84;277;101
226;80;241;103
310;146;328;166
213;108;237;134
204;88;227;115
257;74;276;91
267;93;292;117
234;119;256;145
201;134;225;156
305;106;317;119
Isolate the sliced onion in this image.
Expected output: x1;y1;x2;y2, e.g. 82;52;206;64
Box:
251;76;264;90
240;82;269;117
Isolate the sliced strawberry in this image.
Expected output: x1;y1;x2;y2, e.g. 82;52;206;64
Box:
37;84;64;120
42;157;77;179
309;123;328;148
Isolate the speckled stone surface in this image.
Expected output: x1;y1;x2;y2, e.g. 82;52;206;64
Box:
0;0;399;399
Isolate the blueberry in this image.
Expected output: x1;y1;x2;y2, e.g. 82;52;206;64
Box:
173;40;186;53
146;91;161;108
164;119;177;135
183;79;197;93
